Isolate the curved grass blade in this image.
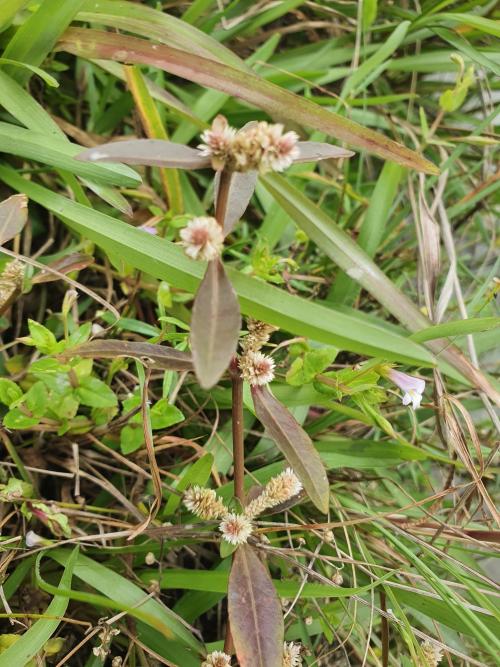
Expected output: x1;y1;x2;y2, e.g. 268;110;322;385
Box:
57;28;439;174
58;339;193;371
228;545;284;667
191;258;241;389
0;193;27;245
0;547;77;667
251;384;329;513
0;164;436;367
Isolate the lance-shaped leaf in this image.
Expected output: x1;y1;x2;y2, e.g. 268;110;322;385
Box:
228;544;284;667
251;384;329;513
58;28;439;174
295;141;354;163
191;258;241;389
76;139;210;169
32;253;94;284
0;194;28;245
59;339;193;371
214;170;259;236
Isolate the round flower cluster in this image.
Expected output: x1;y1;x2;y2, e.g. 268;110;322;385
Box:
201;650;232;667
199;115;299;174
183;467;303;546
239;350;276;386
180;216;224;262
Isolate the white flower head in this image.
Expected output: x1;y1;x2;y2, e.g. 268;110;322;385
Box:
419;640;443;666
246;468;303;518
219;512;253;545
198;115;237;170
239;351;275;386
387;368;425;409
283;641;303;666
184;486;228;520
25;530;44;548
180;216;224;261
201;651;232;667
260;124;300;173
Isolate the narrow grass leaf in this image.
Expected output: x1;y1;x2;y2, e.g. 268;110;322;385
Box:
0;165;438;366
252;385;329;513
59;339;193;371
0;548;77;667
191;258;241;389
58;28;439;174
410;317;500;343
228;544;284;667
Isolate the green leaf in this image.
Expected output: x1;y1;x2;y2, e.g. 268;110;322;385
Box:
0;547;77;667
0;166;437;367
0;378;23;407
75;376;118;408
410;317;500;343
2;0;87;85
362;0;377;30
24;381;49;418
22;320;59;354
120;424;144;455
150;398;184;429
2;409;39;429
59;27;439;173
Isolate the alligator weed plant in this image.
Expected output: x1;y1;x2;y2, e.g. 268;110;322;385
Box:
0;2;498;667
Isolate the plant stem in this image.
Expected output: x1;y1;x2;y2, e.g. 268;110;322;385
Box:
215;168;232;229
231;357;245;505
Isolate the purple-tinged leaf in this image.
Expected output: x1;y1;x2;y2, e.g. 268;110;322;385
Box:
76;139;210;169
228;544;284;667
59;339;192;371
190;258;241;389
251;384;329;513
214;170;258;236
59;29;439;174
0;194;28;245
295;141;354;163
32;253;93;284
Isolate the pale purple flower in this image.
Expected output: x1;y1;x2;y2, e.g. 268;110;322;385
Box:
387;369;425;409
140;225;158;235
239;351;275;386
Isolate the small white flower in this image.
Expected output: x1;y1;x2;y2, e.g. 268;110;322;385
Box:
201;650;232;667
219;513;253;545
25;531;44;548
180;217;224;261
239;351;275;386
260;124;300;173
198;115;237;170
283;641;303;666
387;368;425;409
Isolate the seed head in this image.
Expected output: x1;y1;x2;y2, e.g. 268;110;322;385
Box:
419;640;443;666
184;486;228;520
239;351;275;386
246;468;302;518
180;216;224;261
201;651;232;667
283;642;303;667
242;318;278;354
219;512;253;545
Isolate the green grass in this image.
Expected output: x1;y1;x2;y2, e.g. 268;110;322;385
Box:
0;1;498;666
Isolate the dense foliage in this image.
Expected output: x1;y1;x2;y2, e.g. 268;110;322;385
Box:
0;1;498;666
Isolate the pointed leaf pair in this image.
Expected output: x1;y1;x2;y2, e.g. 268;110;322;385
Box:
77;139;210;169
251;384;329;513
0;194;28;245
191;258;241;389
228;544;284;667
